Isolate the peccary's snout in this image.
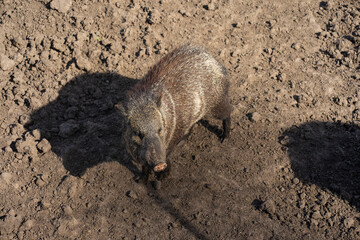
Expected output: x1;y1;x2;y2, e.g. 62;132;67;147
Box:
140;136;167;172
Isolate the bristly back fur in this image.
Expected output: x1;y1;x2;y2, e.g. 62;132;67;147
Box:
127;44;205;98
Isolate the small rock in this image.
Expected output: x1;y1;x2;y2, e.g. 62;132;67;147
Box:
298;200;306;209
8;209;16;216
299;192;306;199
279;135;293;146
59;121;79;137
260;199;276;214
317;192;329;205
12;71;26;84
291;43;301;50
68;184;77;198
76;31;88;42
4;146;13;152
248;112;261;122
23;219;34;230
65;106;79;119
311;218;319;226
147;9;161;24
203;3;216;10
36;138;51;153
75;56;92;71
0;55;15;70
18;115;30;125
15;138;37;155
0;172;12;184
50;0;73;13
277;73;286;81
292;178;300;185
63;205;73;215
35;177;46;187
52;38;66;52
32;129;41;140
126;190;138;199
41;201;51;209
344;217;355;229
311;211;322;219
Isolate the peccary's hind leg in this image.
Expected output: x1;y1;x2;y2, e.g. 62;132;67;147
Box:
212;97;232;142
221;117;231;143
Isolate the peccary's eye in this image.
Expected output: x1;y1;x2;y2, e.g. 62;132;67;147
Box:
132;135;141;145
158;128;162;134
138;132;144;139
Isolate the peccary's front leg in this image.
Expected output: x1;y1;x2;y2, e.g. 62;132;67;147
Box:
221;117;231;143
142;163;152;182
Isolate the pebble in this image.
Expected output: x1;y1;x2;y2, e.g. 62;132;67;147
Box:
292;178;300;185
63;205;73;215
311;211;322;219
12;71;26;84
35;177;46;187
298;200;306;209
204;3;216;10
15;138;37;155
291;43;301;50
248;112;261;122
260;199;276;214
23;219;34;230
41;201;51;209
50;0;73;13
0;172;12;184
147;9;161;24
126;190;138;199
0;55;15;70
32;129;41;140
4;146;12;152
8;209;16;216
317;192;329;205
36;138;51;153
59;121;79;138
52;38;66;52
18;115;30;125
343;217;355;229
75;56;92;71
65;106;79;119
299;192;306;199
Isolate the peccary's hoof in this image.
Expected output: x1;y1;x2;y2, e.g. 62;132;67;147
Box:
220;117;231;143
153;180;161;190
141;164;152;182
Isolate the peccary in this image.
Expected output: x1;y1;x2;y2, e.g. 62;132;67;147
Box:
116;44;232;180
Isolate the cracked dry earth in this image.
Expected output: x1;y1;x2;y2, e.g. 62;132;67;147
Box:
1;0;360;239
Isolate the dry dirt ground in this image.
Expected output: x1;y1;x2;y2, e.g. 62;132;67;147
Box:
1;0;360;239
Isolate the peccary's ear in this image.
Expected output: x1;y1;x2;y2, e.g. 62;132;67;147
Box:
155;91;163;108
114;102;127;117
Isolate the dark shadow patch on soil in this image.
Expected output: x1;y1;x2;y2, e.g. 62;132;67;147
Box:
26;72;209;238
26;72;138;176
147;185;210;240
280;121;360;210
198;119;223;141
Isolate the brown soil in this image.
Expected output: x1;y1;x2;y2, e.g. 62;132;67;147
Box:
1;0;360;239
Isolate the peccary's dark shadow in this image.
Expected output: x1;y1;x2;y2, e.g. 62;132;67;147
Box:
26;72;137;176
27;72;212;238
198;120;223;141
280;121;360;210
